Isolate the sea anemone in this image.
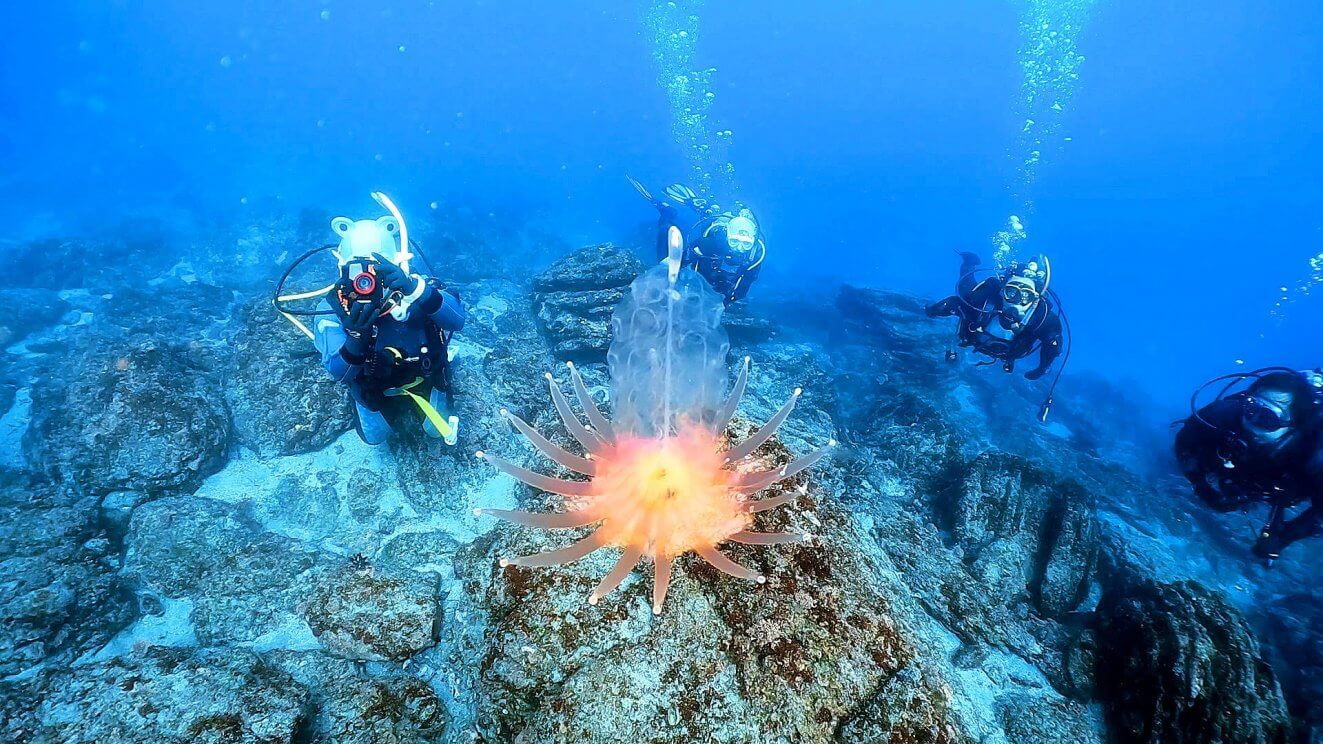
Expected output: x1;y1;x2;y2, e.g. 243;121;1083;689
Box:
476;360;833;614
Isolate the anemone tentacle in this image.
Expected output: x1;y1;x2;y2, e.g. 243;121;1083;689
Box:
475;507;600;529
723;388;801;463
545;372;612;456
745;491;801;513
651;554;673;615
501;531;606;568
711;356;751;434
730;530;809;545
476;451;594;497
566;362;616;442
696;545;764;582
500;408;596;475
589;546;645;604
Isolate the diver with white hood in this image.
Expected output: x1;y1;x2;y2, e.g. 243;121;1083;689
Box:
925;251;1069;420
274;193;465;446
627;177;765;306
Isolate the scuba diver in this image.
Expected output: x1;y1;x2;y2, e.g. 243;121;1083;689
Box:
274;192;465;446
925;251;1071;421
627;176;765;306
1176;367;1323;563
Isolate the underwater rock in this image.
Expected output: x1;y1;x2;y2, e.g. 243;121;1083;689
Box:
833;663;974;744
1257;593;1323;743
456;430;973;743
1095;577;1290;744
226;299;354;456
124;496;325;645
303;558;440;662
531;243;644;361
950;452;1098;619
263;650;449;742
25;339;230;499
10;225;175;291
0;288;69;348
3;647;309;743
0;479;137;678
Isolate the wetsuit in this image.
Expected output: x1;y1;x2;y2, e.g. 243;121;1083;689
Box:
1175;395;1323;556
925;254;1063;379
313;278;465;442
655;206;765;306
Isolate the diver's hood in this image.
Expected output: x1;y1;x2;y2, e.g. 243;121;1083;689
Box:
1008;254;1051;294
331;215;401;265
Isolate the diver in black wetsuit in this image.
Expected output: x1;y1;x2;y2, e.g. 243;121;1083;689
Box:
627;177;765;306
1176;368;1323;562
925;251;1065;381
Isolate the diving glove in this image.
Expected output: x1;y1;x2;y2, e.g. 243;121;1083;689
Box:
372;253;423;296
338;300;377;356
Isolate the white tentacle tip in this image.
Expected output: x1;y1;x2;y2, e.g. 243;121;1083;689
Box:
543;372;553;380
498;408;509;417
742;355;751;364
652;605;663;616
827;439;837;447
475;450;486;459
793;388;803;397
587;594;600;606
755;575;767;584
472;508;484;516
498;558;511;568
566;361;576;369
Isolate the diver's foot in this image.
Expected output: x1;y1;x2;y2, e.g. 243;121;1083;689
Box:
958;251;981;269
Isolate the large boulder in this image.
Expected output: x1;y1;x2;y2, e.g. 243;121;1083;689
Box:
947;452;1098;619
25;339;230;499
531;243;644;361
1095;578;1291;743
225;299;354;456
303;557;440;662
0;289;70;347
2;647;309;743
1257;593;1323;743
0;480;137;678
124;496;326;645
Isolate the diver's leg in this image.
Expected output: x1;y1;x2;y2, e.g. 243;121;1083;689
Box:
655;206;680;261
423;387;446;438
925;296;961;318
955;252;982;296
354;403;391;446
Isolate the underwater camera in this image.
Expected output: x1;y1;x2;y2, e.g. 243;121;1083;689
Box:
338;258;387;312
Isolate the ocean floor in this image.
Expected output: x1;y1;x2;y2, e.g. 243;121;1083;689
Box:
0;209;1317;743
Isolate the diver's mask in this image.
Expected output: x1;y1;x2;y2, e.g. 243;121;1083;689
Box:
1243;392;1294;444
726;213;758;255
1000;277;1040;324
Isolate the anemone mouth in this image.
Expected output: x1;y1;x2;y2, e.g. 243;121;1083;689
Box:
477;360;833;615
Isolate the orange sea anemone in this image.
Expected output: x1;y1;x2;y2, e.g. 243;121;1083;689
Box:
477;359;833;615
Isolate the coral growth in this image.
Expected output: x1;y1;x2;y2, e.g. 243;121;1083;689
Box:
477;360;833;614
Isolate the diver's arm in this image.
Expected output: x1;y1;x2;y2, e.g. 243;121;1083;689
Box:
313;303;364;384
1024;316;1063;380
728;255;762;304
413;278;466;332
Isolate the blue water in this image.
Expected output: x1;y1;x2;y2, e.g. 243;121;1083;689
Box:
3;0;1320;398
